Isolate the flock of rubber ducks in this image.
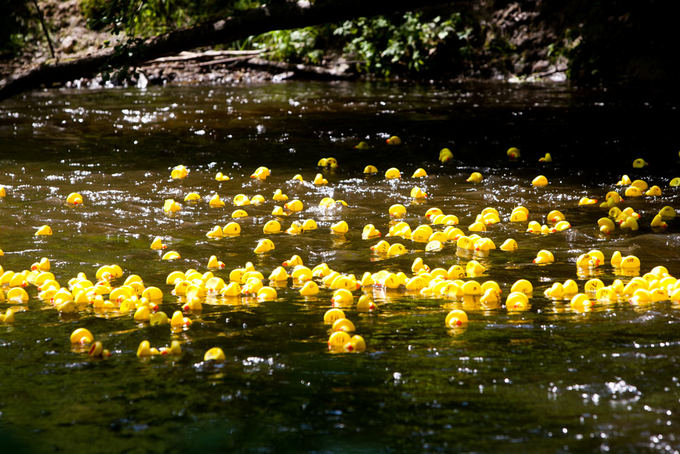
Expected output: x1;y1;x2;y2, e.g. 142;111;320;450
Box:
2;141;680;361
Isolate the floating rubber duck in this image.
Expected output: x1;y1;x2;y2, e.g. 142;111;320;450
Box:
354;141;370;150
313;173;328;185
597;218;616;234
386;136;401;145
250;166;270;180
616;174;632;186
659;206;676;219
282;255;303;268
222;222;241;236
670;177;680;187
507;147;520;160
533;249;554;264
500;238;518;251
254;239;275;254
445;309;468;327
510;279;533;296
506;291;529;311
529;175;548;188
285;221;302;235
204;347;226;361
620;216;639;231
35;225;52;236
411;225;433;243
624;186;642;198
370;240;390;255
620;255;641;271
171;165;188;179
362;224;381;239
66;192;83;205
332;318;356;333
330;221;349;235
70;328;94;345
510;206;529;222
317;157;338;168
270;189;288;203
578;197;598;206
465;260;486;277
263;220;281;234
387;243;407;257
299;281;319;296
411;187;427;199
232;209;248;219
632;158;648;168
161;251;180;260
331;289;354;306
651;214;668;229
284;199;303;212
215;172;230;181
257;286;278;302
439;148;453;163
183;192;200;203
328;331;351;353
466;172;483;183
206;194;224;208
539;153;552;162
0;186;5;198
363;165;378;174
163;199;181;213
570;293;593;312
0;308;15;323
468;221;486;232
207;255;225;270
389;204;407;218
385;167;401;179
412;168;427;178
645;185;662;196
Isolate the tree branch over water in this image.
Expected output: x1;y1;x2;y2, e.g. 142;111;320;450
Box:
0;0;453;101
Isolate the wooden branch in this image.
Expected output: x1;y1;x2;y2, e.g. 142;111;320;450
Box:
239;57;356;80
0;0;454;101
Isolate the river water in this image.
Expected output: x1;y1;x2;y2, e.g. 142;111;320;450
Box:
1;81;680;452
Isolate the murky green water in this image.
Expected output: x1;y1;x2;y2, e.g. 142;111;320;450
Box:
2;81;680;453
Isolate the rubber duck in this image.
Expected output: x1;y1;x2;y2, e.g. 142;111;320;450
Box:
465;260;486;277
411;187;427;199
411;225;433;243
544;282;564;300
480;211;500;225
616;174;632;186
284;200;303;212
370;240;390;255
500;238;518;251
466;172;483;183
597;218;615;234
562;279;579;298
584;279;604;295
526;221;542;234
0;186;5;198
207;255;225;270
445;309;468;327
659;206;676;219
70;328;94;344
468;221;486;232
331;289;353;306
570;293;593;312
651;214;668;229
578;197;598;206
506;292;529;311
162;251;180;260
35;225;52;236
0;308;14;323
282;255;304;267
163;199;181;213
250;166;270;180
620;216;639;231
429;231;449;243
385;168;401;179
510;279;533;296
354;141;370;150
646;185;662;196
232;209;248;219
30;257;50;272
507;147;520;160
223;222;241;236
532;175;548;187
363;165;378;174
412;168;427;178
170;310;192;330
425;240;443;251
389;204;407;218
254;239;275;254
439;148;453;163
66;192;83;205
633;158;648;168
456;235;474;251
624;186;642;198
331;221;349;235
251;194;266;206
204;225;223;239
539;153;552;162
257;286;278;302
387;243;407;257
204;347;226;361
620;255;641;271
215;172;230;181
299;281;319;296
362;224;381;239
319;157;338;168
332;318;356;333
386;136;401;145
533;250;554;264
263;220;281;234
510;208;528;222
313;173;328;185
328;331;351;353
183;192;200;203
544;210;564;223
291;174;304;182
171;165;188;179
424;207;443;220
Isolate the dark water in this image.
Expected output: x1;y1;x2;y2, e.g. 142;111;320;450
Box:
1;81;680;453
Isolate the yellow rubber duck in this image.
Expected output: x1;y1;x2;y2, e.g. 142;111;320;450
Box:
510;279;533;295
533;249;554;264
670;177;680;187
465;260;486;277
411;225;433;243
385;167;401;179
184;192;201;203
257;286;278;302
645;185;661;196
616;174;632;186
370;240;390;255
250;166;270;180
445;309;468;328
386;136;401;145
207;194;224;208
632;158;648;168
330;221;349;235
204;347;226;361
254;239;275;254
538;153;552;162
163;199;181;213
466;172;483;183
363;165;378;174
232;209;248;219
284;200;303;212
532;175;548;187
412;168;427;178
506;292;529;311
272;189;288;202
282;255;304;267
70;328;94;344
207;255;225;270
171;165;188;179
215;172;230;181
439;148;453;163
578;197;598;206
389;204;407;218
263;220;281;234
510;206;529;222
0;186;5;198
500;238;518;251
299;281;319;296
66;192;83;205
506;147;520;160
597;218;616;234
354;141;370;150
410;187;427;199
313;173;328;185
331;289;354;306
362;224;381;239
659;206;676;219
387;243;407;257
223;222;241;236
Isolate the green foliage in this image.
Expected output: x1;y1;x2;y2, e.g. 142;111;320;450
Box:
250;26;328;64
0;0;34;55
334;12;472;76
